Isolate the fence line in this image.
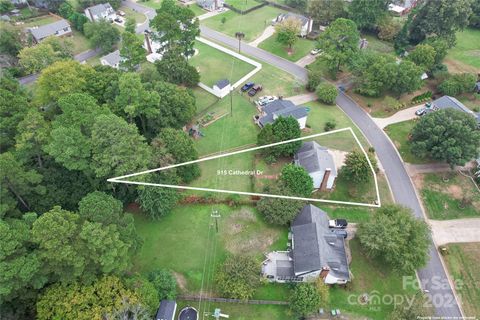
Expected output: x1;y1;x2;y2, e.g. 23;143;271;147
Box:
178;295;289;305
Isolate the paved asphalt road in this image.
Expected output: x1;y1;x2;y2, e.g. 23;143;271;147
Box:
19;1;463;316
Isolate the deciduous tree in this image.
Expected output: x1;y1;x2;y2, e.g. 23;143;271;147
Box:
84;20;120;54
357;205;431;273
407;44;436;71
0;22;22;56
315;82;338;104
257;185;306;225
216;255;260;300
308;0;346;26
154;50;200;87
120;31;146;71
257;116;302;159
280;164;313;197
438;73;476;96
341;150;376;184
275;17;301;52
147;269;177;300
289;283;322;316
348;0;388;30
15;109;50;168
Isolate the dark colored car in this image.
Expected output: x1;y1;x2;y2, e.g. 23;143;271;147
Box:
248;84;262;97
241;82;254;92
328;219;348;229
331;229;348;238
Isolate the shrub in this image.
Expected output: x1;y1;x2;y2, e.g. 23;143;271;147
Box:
438;73;476;96
324;120;336;131
315;82;338;104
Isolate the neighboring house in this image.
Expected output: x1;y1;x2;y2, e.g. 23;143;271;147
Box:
273;13;313;37
143;30;165;63
213;79;231;97
255;99;308;129
100;49;122;69
428;95;480;126
9;0;28;5
262;204;350;284
31;0;48;8
388;0;418;15
28;19;72;43
155;300;177;320
84;3;116;22
197;0;224;11
294;141;337;191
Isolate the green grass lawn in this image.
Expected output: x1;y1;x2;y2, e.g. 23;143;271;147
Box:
67;30;92;54
193;87;220;115
132;205;286;294
443;243;480;318
445;28;480;73
21;15;60;28
384;120;430;164
202;6;285;42
362;34;395;55
140;0;163;10
190;41;256;87
120;6;147;24
176;300;291;320
419;173;480;220
258;36;316;62
225;0;262;10
187;3;207;16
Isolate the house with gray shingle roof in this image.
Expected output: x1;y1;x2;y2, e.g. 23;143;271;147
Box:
197;0;224;11
428;95;480;126
294;141;337;191
272;13;313;37
262;205;350;284
84;3;116;22
256;99;308;129
100;49;122;69
155;300;176;320
28;19;72;43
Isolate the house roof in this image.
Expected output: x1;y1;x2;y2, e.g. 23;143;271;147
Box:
259;100;308;127
86;2;114;17
215;79;230;89
29;19;70;41
277;12;309;26
101;49;121;66
156;300;176;320
291;205;350;281
294;141;337;177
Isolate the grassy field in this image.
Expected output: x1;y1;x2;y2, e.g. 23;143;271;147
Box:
202;6;285;42
67;30;92;54
384;120;431;164
418;173;480;220
258;36;316;62
443;243;480;318
190;41;256;87
120;6;147;24
225;0;263;10
21;15;59;28
140;0;163;10
362;34;395;55
445;28;480;73
187;3;207;16
132;205;286;294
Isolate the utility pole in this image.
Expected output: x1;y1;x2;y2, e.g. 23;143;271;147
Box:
230;88;233;117
211;209;220;233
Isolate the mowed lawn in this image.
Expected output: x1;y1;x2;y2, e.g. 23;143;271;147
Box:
132;205;286;294
444;243;480;318
187;3;207;16
259;36;316;62
384;119;430;164
190;41;256;87
140;0;163;9
445;28;480;73
225;0;262;10
202;6;285;42
419;173;480;220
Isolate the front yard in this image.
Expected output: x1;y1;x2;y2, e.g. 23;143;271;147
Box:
384;119;430;164
258;36;316;62
225;0;263;10
190;40;256;87
415;172;480;220
201;6;285;42
443;243;480;318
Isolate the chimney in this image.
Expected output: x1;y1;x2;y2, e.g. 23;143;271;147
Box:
320;169;331;191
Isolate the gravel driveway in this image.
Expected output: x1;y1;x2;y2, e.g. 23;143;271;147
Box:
430;218;480;245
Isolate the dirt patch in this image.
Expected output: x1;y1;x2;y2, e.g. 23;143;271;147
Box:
173;271;187;292
447;185;463;199
412;173;425;190
444;58;479;74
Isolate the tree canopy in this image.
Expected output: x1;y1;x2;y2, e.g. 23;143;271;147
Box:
280;164;313;197
348;0;388;30
257;116;302;159
275;17;301;51
216;255;260;300
289;283;322;316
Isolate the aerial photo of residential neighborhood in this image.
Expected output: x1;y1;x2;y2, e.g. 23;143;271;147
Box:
1;0;480;318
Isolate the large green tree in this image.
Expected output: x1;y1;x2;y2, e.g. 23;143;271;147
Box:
153;81;196;130
308;0;346;26
406;44;436;71
438;73;477;96
15;109;50;169
289;283;322;316
411;109;480;167
275;17;301;52
348;0;388;30
0;22;23;56
84;20;120;54
147;269;177;300
280;164;313;197
18;37;73;74
216;255;260;300
149;0;199;57
257;184;306;225
317;18;360;74
341;150;376;184
315;82;338;104
257;116;302;159
120;31;146;71
154;50;200;87
357;205;431;273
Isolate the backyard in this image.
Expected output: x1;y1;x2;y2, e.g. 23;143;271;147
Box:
201;6;285;42
444;28;480;74
415;172;480;220
190;40;256;87
258;36;316;62
225;0;263;10
138;0;163;10
443;242;480;318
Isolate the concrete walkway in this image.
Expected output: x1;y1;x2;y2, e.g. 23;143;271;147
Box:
198;8;228;21
372;104;424;129
249;26;275;47
285;92;316;105
430;218;480;245
295;53;316;67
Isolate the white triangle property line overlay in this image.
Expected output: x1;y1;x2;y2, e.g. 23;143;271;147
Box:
107;127;381;208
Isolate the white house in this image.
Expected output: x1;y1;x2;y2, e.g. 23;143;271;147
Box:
294;141;337;191
256;99;308;130
28;19;72;43
273;13;313;37
84;3;117;22
262;205;350;284
143;31;165;63
197;0;224;11
100;49;122;69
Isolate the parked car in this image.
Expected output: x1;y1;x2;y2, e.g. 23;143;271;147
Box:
415;108;427;116
241;82;254;92
248;84;262;97
328;219;348;229
117;10;125;16
310;48;322;55
114;17;122;23
330;229;348;238
257;96;277;106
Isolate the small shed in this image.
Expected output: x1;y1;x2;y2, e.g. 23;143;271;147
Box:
213;79;231;98
155;300;177;320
